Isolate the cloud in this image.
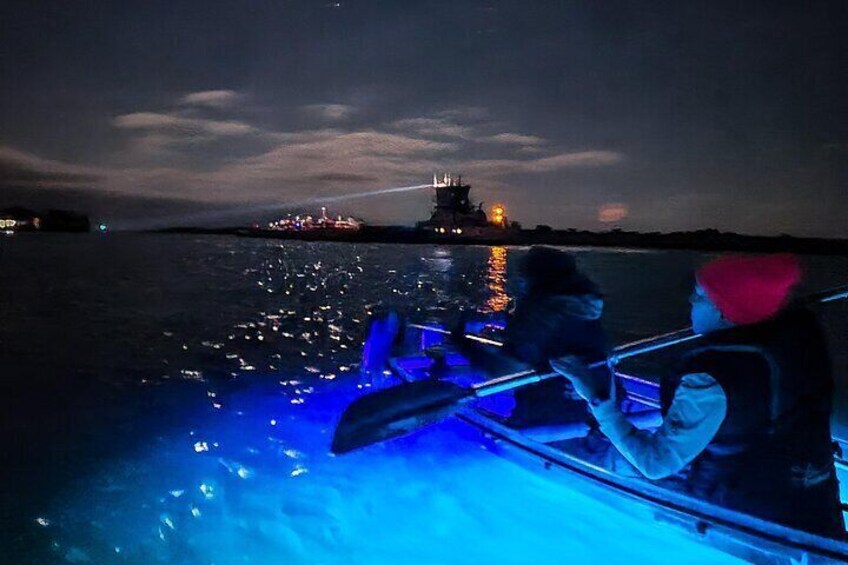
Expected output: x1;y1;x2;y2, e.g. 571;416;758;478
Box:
482;133;545;146
0;146;101;188
113;113;180;129
3;124;624;217
110;102;621;202
113;112;257;138
524;150;623;171
209;130;455;193
307;172;380;183
434;107;489;122
464;150;624;176
179;90;241;108
111;94;265;161
3;101;627;230
516;146;545;155
389;117;475;140
302;103;356;122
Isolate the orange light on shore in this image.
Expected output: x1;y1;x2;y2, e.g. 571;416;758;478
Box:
491;204;506;227
492;204;506;227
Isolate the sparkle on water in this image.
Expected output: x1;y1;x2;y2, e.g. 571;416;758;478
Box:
40;382;745;564
6;237;845;563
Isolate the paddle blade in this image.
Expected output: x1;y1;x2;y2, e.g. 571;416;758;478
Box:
331;380;471;454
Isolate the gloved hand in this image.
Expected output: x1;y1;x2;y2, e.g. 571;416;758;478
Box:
549;355;611;404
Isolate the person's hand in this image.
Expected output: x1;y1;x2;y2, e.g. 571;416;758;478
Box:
549;355;610;404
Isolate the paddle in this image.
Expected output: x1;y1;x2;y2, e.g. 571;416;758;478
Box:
331;284;848;454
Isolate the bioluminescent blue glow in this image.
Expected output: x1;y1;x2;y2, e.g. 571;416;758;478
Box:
16;242;846;564
38;378;744;564
114;184;432;231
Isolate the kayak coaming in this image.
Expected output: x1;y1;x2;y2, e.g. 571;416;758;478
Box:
387;352;848;564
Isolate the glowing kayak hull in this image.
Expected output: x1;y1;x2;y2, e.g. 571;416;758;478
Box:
389;349;848;564
458;409;848;565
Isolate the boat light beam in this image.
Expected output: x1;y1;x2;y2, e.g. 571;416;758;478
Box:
113;184;433;231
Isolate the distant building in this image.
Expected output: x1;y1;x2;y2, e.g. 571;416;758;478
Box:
0;207;90;233
0;207;41;232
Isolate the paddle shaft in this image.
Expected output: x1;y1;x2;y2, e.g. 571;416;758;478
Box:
333;284;846;454
467;283;848;398
407;323;506;347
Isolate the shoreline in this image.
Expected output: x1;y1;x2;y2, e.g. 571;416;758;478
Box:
151;225;848;255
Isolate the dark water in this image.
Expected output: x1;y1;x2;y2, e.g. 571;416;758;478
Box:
0;234;846;563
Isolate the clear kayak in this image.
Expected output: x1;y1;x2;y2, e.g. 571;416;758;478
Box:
385;326;848;565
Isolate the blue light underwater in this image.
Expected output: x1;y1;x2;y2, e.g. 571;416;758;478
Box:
37;372;746;564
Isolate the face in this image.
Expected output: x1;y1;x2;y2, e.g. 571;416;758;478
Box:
689;283;728;334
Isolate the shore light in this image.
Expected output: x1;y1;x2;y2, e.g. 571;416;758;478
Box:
492;205;506;227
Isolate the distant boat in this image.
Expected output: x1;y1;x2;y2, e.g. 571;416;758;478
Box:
267;206;363;232
416;173;517;237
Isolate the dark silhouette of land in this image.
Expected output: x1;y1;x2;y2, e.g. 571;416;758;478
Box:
4;200;844;255
157;225;848;255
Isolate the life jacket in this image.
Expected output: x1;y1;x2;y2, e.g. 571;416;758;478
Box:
660;308;844;537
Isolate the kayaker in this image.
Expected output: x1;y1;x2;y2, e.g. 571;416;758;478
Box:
550;254;845;538
457;246;614;428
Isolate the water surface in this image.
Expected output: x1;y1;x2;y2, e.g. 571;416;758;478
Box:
1;234;846;563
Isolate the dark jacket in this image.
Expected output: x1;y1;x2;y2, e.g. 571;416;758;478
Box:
660;308;844;538
506;293;607;367
506;292;611;426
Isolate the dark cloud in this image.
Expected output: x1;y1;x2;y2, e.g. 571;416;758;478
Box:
0;1;845;236
0;162;99;186
0;185;213;225
0;147;101;187
307;172;381;184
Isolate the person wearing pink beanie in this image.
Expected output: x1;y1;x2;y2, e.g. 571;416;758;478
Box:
551;254;844;538
694;253;802;326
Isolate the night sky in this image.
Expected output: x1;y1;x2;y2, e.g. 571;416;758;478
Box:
1;1;846;235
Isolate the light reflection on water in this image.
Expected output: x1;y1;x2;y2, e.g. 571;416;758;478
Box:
1;235;845;562
485;246;509;314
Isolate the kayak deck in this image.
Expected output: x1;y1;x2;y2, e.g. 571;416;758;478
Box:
386;334;848;564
